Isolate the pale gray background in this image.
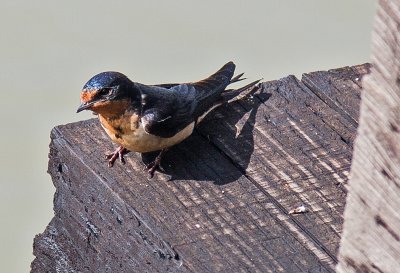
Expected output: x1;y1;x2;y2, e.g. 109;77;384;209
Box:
0;1;376;272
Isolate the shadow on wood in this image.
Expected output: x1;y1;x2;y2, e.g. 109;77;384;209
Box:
31;64;370;273
142;93;271;185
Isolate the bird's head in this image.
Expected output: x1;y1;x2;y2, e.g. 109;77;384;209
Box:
77;71;139;116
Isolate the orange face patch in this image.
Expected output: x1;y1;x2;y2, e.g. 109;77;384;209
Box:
80;90;98;103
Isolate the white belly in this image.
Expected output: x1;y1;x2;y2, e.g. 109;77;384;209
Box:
101;119;195;153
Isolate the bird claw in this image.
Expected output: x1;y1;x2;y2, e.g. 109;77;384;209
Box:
145;160;164;178
105;146;128;167
144;149;168;178
146;162;158;178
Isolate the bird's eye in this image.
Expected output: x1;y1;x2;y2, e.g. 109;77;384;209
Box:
99;88;112;96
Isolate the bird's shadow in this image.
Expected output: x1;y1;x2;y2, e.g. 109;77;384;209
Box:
141;91;271;185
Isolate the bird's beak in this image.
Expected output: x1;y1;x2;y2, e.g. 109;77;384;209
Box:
76;101;95;113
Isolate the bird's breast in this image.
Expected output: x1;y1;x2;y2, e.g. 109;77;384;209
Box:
98;113;194;153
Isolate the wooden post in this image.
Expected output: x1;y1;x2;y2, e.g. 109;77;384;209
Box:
336;1;400;272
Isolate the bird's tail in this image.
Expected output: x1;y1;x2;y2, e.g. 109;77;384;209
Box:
224;77;262;104
229;72;246;84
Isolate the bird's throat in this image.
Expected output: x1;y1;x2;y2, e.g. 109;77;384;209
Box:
91;99;131;119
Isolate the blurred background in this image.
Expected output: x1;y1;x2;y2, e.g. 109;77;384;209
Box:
0;0;376;272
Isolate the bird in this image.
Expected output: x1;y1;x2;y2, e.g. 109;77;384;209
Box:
77;61;260;177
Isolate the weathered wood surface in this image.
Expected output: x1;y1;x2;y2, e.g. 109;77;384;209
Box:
31;64;369;273
336;1;400;273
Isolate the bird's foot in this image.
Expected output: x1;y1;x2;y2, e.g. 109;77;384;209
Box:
144;148;168;178
105;146;128;167
145;161;160;178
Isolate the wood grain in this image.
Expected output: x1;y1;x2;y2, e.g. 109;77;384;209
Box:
31;64;369;273
336;1;400;273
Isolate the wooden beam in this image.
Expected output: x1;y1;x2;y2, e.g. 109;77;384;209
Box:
336;1;400;273
31;64;369;273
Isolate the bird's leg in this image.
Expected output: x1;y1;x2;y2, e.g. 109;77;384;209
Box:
146;148;169;178
105;146;129;167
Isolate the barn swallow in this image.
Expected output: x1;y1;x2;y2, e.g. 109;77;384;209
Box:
77;61;260;177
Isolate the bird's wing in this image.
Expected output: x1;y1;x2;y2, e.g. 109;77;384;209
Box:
140;62;236;138
188;61;235;93
153;61;236;92
183;61;236;118
139;84;198;138
152;83;180;89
